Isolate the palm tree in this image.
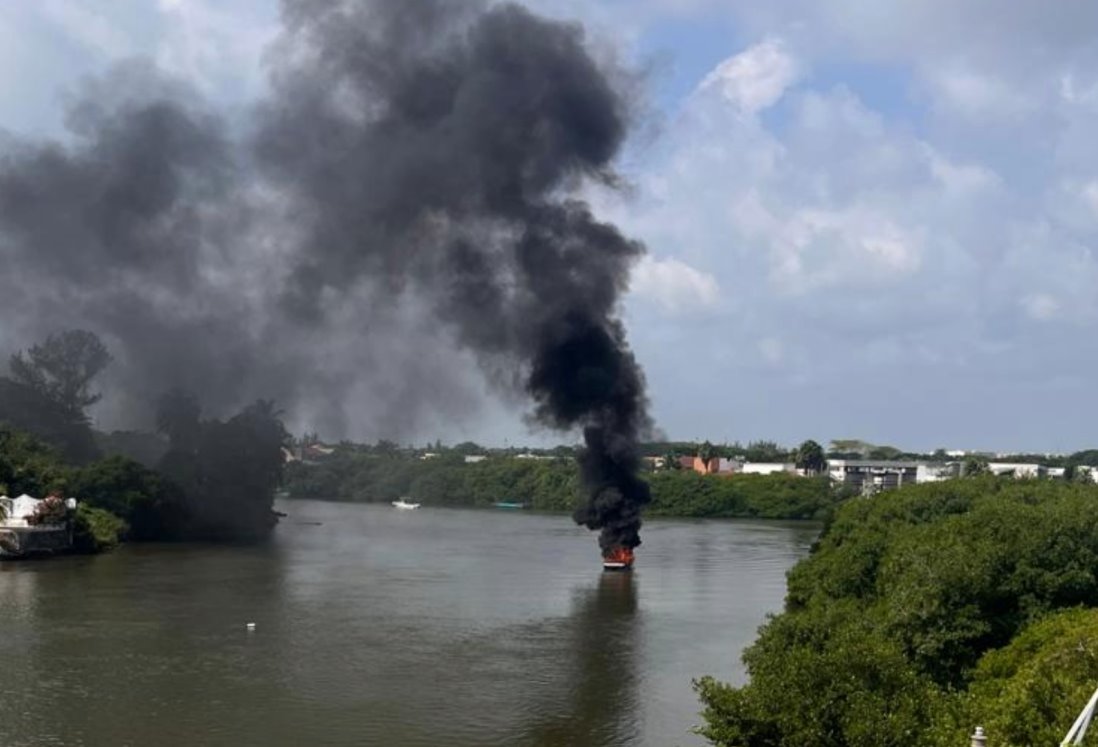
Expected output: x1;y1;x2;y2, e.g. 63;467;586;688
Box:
796;440;827;475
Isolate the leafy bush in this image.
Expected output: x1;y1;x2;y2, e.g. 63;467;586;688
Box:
71;504;128;553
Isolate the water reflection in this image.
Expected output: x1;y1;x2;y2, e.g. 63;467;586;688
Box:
521;572;642;747
0;504;813;747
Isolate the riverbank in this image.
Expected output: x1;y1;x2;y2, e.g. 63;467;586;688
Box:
0;524;71;558
284;454;841;521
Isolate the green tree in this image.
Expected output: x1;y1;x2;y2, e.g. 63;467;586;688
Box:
9;330;111;419
73;455;180;540
868;445;903;460
796;440;827;475
452;440;485;455
0;425;71;497
964;456;990;477
373;439;401;456
158;398;288;541
155;388;202;449
829;439;873;457
744;440;788;463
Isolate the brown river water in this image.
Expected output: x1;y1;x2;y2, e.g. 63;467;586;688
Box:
0;500;816;747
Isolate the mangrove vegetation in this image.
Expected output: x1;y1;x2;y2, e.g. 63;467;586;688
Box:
695;477;1098;747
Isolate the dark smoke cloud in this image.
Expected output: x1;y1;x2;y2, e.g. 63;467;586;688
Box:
0;0;652;553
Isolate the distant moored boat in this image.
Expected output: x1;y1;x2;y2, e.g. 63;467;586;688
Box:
392;498;420;510
493;501;525;509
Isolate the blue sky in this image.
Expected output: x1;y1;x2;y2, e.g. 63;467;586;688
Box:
4;1;1098;453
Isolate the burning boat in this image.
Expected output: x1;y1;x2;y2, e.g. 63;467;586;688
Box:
602;546;634;572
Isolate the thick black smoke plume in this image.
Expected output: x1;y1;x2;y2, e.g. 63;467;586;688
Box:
0;0;652;554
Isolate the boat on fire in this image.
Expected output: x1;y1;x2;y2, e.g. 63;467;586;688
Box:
391;498;420;510
602;546;634;571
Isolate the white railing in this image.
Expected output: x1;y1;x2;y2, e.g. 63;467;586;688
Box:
969;684;1098;746
1061;685;1098;746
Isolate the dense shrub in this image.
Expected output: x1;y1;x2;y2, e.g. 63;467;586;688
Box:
71;504;128;553
696;477;1098;746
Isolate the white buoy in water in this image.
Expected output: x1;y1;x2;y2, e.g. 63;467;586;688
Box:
246;622;256;632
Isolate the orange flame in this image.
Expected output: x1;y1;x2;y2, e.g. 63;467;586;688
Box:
604;546;635;565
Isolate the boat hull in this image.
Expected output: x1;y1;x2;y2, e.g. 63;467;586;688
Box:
602;561;633;572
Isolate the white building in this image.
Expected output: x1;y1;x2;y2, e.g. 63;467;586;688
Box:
464;455;488;464
0;494;41;528
828;460;920;493
718;458;743;474
987;463;1044;479
742;462;797;476
916;463;962;483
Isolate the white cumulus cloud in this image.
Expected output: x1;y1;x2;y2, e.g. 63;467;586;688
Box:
630;256;720;314
699;38;799;114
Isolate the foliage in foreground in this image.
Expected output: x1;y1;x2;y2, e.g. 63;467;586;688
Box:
283;451;838;520
695;477;1098;747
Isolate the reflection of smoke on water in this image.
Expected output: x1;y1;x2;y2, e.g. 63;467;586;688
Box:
520;572;642;747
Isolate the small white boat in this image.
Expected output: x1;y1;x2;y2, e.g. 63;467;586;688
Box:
392;498;420;510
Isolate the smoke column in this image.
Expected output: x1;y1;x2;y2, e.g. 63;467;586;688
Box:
0;0;652;555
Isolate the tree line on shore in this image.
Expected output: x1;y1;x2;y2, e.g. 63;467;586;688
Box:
694;476;1098;747
0;330;286;550
283;445;838;520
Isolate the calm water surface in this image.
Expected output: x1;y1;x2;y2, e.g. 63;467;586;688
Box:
0;500;816;747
